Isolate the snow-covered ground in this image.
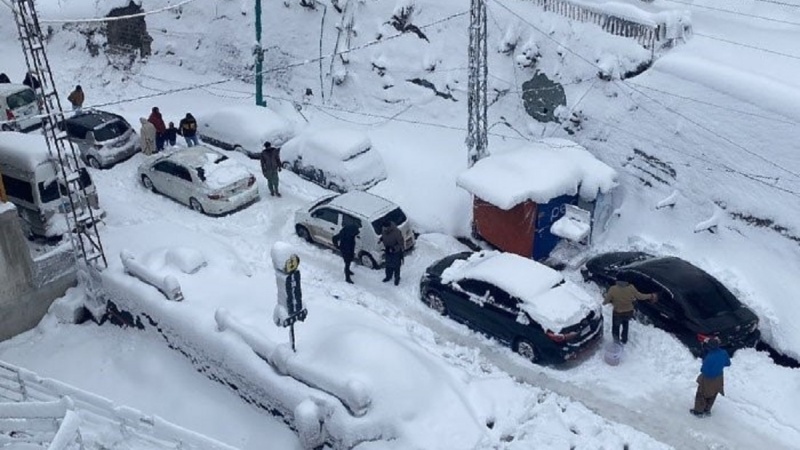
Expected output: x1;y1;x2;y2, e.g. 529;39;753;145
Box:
1;0;800;448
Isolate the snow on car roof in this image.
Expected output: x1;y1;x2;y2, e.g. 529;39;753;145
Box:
199;105;294;146
456;139;617;209
441;251;595;332
0;83;31;95
301;129;372;160
328;191;397;219
0;132;53;171
168;146;250;189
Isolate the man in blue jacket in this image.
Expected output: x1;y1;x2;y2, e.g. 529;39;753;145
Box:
691;336;731;417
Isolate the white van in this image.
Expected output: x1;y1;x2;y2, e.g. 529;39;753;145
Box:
0;84;42;133
0;132;103;238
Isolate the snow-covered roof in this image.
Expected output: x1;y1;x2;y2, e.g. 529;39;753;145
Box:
0;83;30;95
329;191;397;220
198;105;295;152
456;139;617;209
0;131;53;172
441;251;596;331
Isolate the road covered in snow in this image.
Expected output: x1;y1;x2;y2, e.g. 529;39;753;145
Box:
0;0;799;448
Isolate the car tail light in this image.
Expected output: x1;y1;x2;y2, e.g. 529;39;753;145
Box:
696;333;718;343
5;109;14;121
247;176;255;187
546;330;578;343
208;192;223;200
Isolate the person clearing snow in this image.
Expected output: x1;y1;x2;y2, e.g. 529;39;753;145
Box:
603;277;657;344
691;336;731;417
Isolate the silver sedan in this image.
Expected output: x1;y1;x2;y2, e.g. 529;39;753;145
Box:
137;146;260;215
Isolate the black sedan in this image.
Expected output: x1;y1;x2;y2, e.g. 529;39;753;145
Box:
581;252;760;355
420;251;603;365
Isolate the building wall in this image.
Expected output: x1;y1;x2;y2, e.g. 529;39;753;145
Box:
473;197;536;258
0;205;75;342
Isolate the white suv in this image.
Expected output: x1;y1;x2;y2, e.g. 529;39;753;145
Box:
294;191;415;268
0;84;41;132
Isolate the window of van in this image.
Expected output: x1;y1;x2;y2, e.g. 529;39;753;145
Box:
1;174;34;203
6;89;36;109
38;179;60;203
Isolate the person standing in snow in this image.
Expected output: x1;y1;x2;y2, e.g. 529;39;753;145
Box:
380;221;404;286
165;121;178;147
139;117;156;156
691;337;731;417
260;141;282;197
333;223;360;284
178;113;199;147
67;85;84;113
148;107;167;152
603;277;657;344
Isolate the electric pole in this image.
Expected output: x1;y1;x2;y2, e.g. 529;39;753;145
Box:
467;0;488;166
254;0;267;107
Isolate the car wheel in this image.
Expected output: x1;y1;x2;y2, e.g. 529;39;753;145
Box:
358;252;377;269
328;182;342;193
514;338;539;363
634;308;652;326
87;156;101;169
189;198;205;214
281;161;291;170
425;291;447;316
141;175;156;192
295;225;312;242
1;124;12;131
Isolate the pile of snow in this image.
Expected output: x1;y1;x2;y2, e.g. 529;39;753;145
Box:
457;139;618;209
198;155;252;190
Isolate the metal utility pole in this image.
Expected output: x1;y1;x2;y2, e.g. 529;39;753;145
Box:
466;0;488;167
11;0;108;317
254;0;267;107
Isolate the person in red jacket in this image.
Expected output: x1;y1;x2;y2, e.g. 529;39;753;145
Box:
148;107;167;152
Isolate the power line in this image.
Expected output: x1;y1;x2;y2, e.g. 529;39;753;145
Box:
38;0;200;24
694;32;800;61
753;0;800;8
662;0;800;27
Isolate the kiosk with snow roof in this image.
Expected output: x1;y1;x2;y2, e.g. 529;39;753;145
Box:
457;139;618;261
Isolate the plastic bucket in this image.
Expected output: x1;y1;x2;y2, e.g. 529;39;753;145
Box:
604;341;623;366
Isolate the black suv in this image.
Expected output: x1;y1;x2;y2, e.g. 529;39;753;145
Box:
582;252;760;355
420;251;603;364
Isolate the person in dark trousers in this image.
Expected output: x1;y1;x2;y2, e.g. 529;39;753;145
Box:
332;224;360;284
22;71;40;90
178;113;199;147
67;85;84;113
148;107;167;152
165;122;178;147
380;221;404;285
260;141;282;197
691;337;731;417
603;278;657;344
0;73;10;83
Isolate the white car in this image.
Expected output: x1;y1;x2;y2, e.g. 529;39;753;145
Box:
0;83;41;132
281;129;388;192
137;146;259;215
294;191;415;269
197;105;295;158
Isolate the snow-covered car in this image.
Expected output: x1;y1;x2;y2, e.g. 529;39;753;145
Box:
281;129;387;192
137;146;259;215
0;83;41;132
294;191;415;269
197;105;295;158
59;109;140;169
420;251;603;364
581;252;760;355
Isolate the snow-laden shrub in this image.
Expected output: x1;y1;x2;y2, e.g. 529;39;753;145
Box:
499;23;520;55
516;38;541;68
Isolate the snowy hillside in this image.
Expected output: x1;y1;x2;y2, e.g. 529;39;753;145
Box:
1;0;800;448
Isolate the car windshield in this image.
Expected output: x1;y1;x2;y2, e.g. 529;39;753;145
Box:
682;275;740;319
93;119;129;141
7;89;36;109
311;196;334;210
195;154;229;182
371;207;407;234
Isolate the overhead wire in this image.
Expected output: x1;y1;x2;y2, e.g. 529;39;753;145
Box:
38;0;200;24
693;32;800;61
492;0;800;189
662;0;800;27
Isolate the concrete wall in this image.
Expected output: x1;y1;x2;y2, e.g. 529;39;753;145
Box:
0;205;76;342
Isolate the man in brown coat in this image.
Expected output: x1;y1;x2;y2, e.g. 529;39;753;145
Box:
260;142;282;197
603;278;657;344
67;85;84;113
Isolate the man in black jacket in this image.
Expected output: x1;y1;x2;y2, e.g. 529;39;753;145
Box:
333;224;360;284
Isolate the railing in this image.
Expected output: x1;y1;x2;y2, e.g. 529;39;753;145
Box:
0;360;238;449
528;0;691;53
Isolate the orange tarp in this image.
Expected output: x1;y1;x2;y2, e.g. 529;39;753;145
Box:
473;197;536;258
